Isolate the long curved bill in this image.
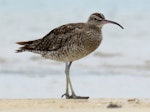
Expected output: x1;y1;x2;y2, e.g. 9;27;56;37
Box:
102;19;124;29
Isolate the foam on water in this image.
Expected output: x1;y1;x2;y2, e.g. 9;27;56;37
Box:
0;73;150;98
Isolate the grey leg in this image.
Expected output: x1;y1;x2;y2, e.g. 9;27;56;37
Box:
66;62;76;97
62;62;89;99
61;62;70;99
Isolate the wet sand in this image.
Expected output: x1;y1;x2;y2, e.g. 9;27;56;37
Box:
0;98;150;112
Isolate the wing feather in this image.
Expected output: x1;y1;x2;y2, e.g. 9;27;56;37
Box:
35;23;85;51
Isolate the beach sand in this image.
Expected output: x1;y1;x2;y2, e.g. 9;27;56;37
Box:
0;98;150;112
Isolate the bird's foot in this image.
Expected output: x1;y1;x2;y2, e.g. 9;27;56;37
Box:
61;93;70;99
61;93;89;99
69;95;89;99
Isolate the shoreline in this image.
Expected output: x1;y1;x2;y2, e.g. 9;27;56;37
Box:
0;98;150;112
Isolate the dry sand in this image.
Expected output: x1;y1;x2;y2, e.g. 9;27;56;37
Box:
0;98;150;112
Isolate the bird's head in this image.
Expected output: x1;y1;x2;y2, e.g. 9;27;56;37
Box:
87;13;124;29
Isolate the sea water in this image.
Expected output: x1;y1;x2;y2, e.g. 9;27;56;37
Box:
0;0;150;98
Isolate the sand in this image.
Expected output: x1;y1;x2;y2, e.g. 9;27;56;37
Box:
0;98;150;112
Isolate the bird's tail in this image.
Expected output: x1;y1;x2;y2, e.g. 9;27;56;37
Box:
16;39;41;53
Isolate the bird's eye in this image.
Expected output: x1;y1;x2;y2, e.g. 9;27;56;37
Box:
94;18;97;21
94;18;102;21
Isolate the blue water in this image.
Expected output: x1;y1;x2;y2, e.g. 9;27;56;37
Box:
0;0;150;98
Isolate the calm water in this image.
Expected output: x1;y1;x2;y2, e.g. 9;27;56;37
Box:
0;0;150;98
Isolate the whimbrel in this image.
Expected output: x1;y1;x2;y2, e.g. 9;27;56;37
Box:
16;12;124;99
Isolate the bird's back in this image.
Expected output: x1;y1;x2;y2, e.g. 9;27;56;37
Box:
16;23;102;62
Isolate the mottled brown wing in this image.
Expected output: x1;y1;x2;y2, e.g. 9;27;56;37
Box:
35;23;85;51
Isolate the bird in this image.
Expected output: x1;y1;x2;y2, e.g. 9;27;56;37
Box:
16;12;124;99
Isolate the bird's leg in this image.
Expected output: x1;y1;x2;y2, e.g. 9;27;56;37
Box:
62;62;89;99
61;63;70;99
67;62;76;97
